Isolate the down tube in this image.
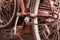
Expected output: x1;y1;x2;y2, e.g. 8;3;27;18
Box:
31;0;41;40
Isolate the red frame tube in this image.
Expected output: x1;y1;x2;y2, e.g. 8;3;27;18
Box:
19;0;25;12
48;0;54;16
48;0;59;19
19;0;28;15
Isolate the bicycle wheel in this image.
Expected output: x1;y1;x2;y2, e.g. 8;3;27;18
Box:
0;0;17;28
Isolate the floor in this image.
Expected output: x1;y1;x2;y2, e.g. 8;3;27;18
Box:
0;33;34;40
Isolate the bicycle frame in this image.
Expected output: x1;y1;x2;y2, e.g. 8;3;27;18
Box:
14;0;59;40
19;0;59;19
